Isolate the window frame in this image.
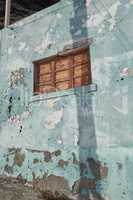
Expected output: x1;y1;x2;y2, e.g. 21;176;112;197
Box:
33;46;92;95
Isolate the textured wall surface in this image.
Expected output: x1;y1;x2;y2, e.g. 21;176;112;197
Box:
0;0;133;199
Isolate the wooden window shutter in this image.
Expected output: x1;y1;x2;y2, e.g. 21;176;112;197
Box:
34;47;91;95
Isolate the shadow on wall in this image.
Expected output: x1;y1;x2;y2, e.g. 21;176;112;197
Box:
70;1;107;199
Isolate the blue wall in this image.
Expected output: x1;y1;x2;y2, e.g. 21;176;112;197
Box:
0;0;133;199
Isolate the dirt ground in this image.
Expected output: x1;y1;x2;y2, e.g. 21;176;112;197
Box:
0;176;73;200
0;176;42;200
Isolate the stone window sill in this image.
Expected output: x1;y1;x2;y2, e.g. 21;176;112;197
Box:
29;83;97;104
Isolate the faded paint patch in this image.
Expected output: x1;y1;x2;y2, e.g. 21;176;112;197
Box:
43;109;63;129
87;158;108;180
14;149;25;167
44;151;52;163
9;68;25;88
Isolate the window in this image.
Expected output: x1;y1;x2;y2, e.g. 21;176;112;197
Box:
33;47;91;94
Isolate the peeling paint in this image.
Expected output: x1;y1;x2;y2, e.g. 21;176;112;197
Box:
14;149;25;167
87;158;108;180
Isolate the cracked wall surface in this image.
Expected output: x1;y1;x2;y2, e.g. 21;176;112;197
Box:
0;0;133;199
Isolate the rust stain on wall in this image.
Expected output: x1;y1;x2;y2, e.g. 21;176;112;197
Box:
44;151;52;162
58;159;69;168
53;149;62;157
44;150;62;162
14;149;25;167
33;158;40;164
72;177;96;193
87;158;108;180
72;152;79;165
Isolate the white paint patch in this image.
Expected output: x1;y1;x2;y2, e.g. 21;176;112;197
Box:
8;48;12;55
47;98;61;108
74;135;78;146
109;1;121;18
120;67;133;77
18;42;26;51
57;13;62;19
57;139;63;145
34;33;54;54
92;50;133;64
21;111;31;120
87;11;107;27
97;131;110;148
98;28;103;34
130;0;133;4
108;18;117;31
86;1;121;29
86;0;92;7
25;47;29;52
17;21;24;26
7;59;29;71
44;109;63;129
112;89;128;115
107;1;121;31
74;30;82;36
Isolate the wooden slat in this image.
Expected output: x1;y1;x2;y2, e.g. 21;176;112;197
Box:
56;56;71;71
69;55;74;88
56;69;70;82
73;61;89;67
34;63;40;94
39;62;52;74
55;79;70;84
51;61;56;89
39;73;51;82
74;51;89;65
37;81;52;87
39;85;55;93
74;75;90;87
56;80;71;91
74;65;89;78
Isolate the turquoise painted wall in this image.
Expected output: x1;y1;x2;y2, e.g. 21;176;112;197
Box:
0;0;133;199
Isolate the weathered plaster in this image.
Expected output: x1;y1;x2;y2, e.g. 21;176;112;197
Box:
0;0;133;199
